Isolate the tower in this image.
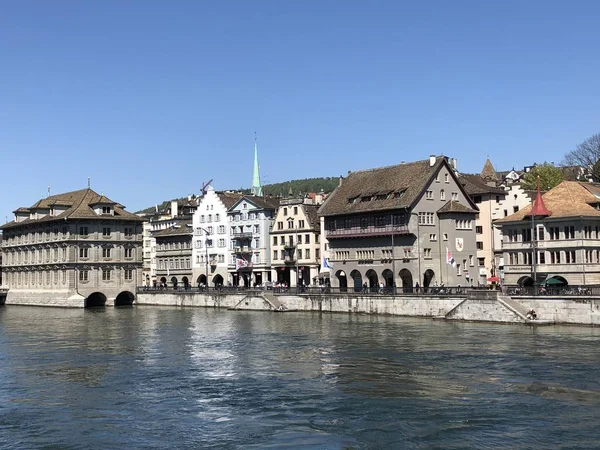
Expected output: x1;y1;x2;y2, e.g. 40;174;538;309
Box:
251;133;263;196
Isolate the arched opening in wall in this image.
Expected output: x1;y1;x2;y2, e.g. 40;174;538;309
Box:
115;291;134;307
182;276;189;290
382;269;393;288
350;270;363;293
336;270;347;292
197;275;207;286
160;277;167;288
85;292;107;308
423;270;435;291
399;269;413;293
213;274;224;287
518;276;534;287
543;275;568;287
171;277;178;289
365;269;378;293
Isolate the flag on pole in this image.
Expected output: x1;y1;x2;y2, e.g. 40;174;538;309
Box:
236;258;249;270
446;247;456;267
323;257;333;270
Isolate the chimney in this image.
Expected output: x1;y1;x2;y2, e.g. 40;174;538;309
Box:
339;175;343;186
452;158;458;171
429;155;436;167
171;200;178;218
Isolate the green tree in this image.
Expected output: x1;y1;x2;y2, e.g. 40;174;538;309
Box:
562;133;600;181
521;162;564;191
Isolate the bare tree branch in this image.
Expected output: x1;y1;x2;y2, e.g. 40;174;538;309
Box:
562;133;600;181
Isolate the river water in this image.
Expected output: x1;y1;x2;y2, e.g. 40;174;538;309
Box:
0;306;599;449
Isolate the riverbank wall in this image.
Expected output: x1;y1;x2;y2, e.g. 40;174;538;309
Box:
135;290;600;326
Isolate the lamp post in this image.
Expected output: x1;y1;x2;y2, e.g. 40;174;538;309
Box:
391;213;396;295
199;226;209;291
287;218;299;292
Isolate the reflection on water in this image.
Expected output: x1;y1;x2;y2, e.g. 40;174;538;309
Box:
0;306;599;449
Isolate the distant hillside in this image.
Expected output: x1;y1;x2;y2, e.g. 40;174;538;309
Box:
135;177;338;214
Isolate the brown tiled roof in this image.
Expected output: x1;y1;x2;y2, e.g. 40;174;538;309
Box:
496;181;600;223
89;195;116;205
232;195;281;211
1;188;143;230
318;157;452;216
153;220;193;237
216;192;244;209
480;159;498;181
459;174;506;195
303;204;321;231
437;200;478;214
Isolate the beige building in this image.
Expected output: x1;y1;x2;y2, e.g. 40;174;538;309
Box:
271;198;321;287
0;188;144;307
496;181;600;286
154;219;193;289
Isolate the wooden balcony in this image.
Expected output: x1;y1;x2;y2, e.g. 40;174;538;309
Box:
326;224;410;239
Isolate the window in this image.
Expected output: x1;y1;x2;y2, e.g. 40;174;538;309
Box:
537;227;545;241
79;226;88;236
565;226;575;239
457;220;472;230
102;206;111;214
216;214;220;221
426;190;434;200
538;252;546;264
440;190;445;200
200;215;205;223
495;195;500;203
469;255;474;266
219;225;225;234
424;248;432;259
273;236;278;245
124;269;133;281
429;233;437;241
79;248;88;258
102;248;112;258
79;270;89;282
299;220;305;228
316;249;320;259
219;239;225;248
283;207;288;215
305;249;310;259
298;235;303;244
294;207;298;215
124;248;133;258
504;209;508;217
478;257;485;266
102;227;111;237
443;233;448;241
451;192;459;201
418;212;435;225
456;263;461;275
476;226;483;234
102;268;111;281
565;250;576;263
476;241;483;250
288;221;294;229
273;250;278;260
297;249;303;259
124;227;134;237
444;173;449;183
550;251;561;264
474;196;482;204
513;206;519;213
277;222;283;230
208;214;212;222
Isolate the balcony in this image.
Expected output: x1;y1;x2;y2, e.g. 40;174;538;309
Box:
284;257;296;265
326;224;410;239
232;232;253;240
283;243;296;250
233;245;252;254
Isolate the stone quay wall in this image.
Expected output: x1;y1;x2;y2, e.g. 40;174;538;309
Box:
135;292;600;326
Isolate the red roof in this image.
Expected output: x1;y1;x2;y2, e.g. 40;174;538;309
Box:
526;184;551;217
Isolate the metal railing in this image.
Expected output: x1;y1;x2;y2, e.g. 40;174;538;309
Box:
502;285;600;297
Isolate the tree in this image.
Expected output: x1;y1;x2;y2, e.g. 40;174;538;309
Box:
562;133;600;181
520;162;564;191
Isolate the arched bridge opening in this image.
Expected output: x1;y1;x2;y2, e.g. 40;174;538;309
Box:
115;291;135;307
85;292;107;308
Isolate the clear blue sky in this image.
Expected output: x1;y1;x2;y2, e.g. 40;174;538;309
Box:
1;0;599;218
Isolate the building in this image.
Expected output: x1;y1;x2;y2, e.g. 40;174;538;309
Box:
0;188;144;307
318;156;478;291
154;218;193;289
496;181;600;286
271;197;321;287
192;186;243;286
227;195;280;286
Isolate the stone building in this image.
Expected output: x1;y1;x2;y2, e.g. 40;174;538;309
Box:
318;156;478;291
0;188;144;307
154;219;193;289
271;198;321;287
496;181;600;286
227;195;280;287
192;186;243;286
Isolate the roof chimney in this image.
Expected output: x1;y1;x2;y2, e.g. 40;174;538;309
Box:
429;155;436;167
339;175;343;186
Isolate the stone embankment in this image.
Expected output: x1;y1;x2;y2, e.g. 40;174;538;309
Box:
136;289;600;326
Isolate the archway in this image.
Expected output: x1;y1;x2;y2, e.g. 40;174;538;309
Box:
336;270;348;292
399;269;413;293
85;292;107;308
382;269;393;288
213;274;224;287
182;276;189;289
115;291;134;306
160;276;167;288
365;269;378;292
350;270;363;292
171;276;178;289
518;276;534;287
197;274;207;285
423;269;435;290
544;275;568;287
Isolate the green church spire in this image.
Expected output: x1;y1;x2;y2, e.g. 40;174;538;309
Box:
251;133;263;196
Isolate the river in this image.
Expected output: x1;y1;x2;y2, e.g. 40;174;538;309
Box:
0;306;599;449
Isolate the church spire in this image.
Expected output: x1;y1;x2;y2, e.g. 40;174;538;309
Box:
251;132;263;196
527;179;551;218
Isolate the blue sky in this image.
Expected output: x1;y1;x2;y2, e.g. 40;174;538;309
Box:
1;1;599;217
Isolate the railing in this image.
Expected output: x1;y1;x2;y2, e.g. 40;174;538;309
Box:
503;285;600;297
232;232;253;240
326;224;410;239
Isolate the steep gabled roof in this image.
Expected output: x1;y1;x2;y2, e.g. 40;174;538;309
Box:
480;158;498;182
153;220;193;237
228;195;281;211
437;200;478;214
1;188;143;230
216;192;245;209
303;204;320;231
459;174;506;195
496;181;600;223
319;157;453;217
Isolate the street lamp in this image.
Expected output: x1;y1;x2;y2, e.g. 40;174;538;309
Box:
391;212;396;295
198;226;209;290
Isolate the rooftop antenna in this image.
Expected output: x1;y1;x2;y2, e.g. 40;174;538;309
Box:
47;186;50;197
87;177;91;189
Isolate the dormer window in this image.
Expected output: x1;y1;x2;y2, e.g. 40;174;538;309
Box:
102;206;112;215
